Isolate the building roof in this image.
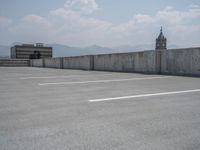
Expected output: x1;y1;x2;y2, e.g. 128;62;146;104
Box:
157;27;166;40
12;44;52;49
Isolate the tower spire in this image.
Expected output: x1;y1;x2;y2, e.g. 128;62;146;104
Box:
156;26;167;50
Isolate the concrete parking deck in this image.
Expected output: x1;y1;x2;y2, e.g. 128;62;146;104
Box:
0;67;200;150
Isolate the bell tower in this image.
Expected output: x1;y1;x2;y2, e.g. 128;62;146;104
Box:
156;27;167;50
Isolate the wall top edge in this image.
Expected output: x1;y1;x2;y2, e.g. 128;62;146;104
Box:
167;47;200;51
31;47;200;60
0;59;30;61
12;46;52;49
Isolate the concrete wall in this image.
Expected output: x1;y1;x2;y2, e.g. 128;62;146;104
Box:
63;55;93;70
30;47;200;76
0;59;30;67
30;59;43;67
161;48;200;76
94;51;156;73
44;58;62;69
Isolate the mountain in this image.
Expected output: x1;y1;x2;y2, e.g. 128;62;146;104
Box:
113;44;155;52
0;43;180;58
49;44;117;57
168;44;179;49
0;45;10;57
0;44;116;58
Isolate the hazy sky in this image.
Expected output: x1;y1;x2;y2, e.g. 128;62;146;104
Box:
0;0;200;48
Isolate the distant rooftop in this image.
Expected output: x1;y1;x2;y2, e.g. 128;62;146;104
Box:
20;43;44;47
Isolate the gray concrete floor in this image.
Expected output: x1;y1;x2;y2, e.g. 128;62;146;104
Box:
0;67;200;150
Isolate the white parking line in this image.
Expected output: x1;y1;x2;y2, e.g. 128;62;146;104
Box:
88;89;200;102
38;76;172;86
20;73;113;79
16;73;33;76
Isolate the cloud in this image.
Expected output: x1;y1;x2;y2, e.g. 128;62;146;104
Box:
133;14;154;24
107;5;200;46
22;14;51;26
155;6;200;24
189;4;200;9
64;0;98;14
48;7;112;45
1;2;200;48
0;16;12;29
8;15;54;43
